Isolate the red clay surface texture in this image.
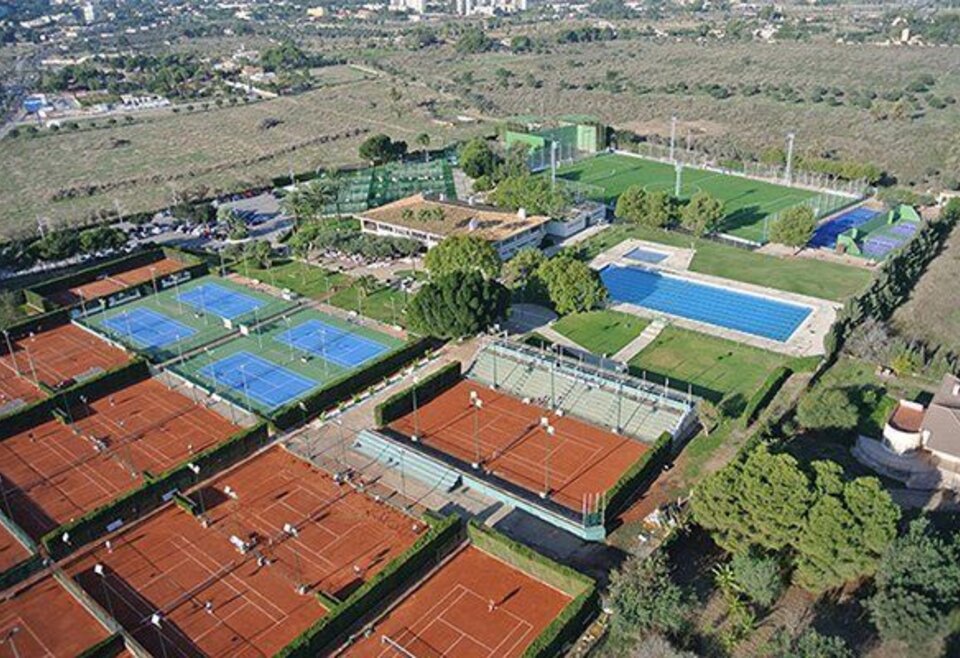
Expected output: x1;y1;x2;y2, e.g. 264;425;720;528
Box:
0;323;129;392
0;524;31;575
0;575;112;657
67;447;423;658
0;377;239;540
343;545;571;658
48;258;189;307
390;381;647;512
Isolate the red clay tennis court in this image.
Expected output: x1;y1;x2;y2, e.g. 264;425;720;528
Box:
0;377;240;540
389;381;647;512
342;544;571;658
0;323;129;392
67;446;423;658
0;575;113;657
47;257;189;307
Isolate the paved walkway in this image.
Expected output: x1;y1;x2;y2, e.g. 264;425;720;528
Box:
612;318;666;362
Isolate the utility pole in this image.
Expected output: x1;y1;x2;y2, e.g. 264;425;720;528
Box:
785;132;796;185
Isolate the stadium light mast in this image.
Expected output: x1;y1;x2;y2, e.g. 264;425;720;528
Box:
674;162;683;198
785;132;796;185
470;391;483;469
540;417;555;499
669;116;677;163
550;140;559;189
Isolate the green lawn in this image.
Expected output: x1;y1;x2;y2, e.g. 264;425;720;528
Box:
579;224;871;301
555;153;847;242
328;282;409;327
234;260;351;299
552;310;648;356
628;326;787;408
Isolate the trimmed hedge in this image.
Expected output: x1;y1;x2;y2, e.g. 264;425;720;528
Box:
0;554;45;591
76;633;125;658
271;337;442;430
604;431;673;522
374;361;461;427
741;366;792;428
0;359;150;431
276;512;463;657
0;307;71;343
466;521;597;658
41;422;270;559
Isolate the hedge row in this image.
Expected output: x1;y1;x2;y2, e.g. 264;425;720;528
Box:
374;361;461;427
604;431;673;521
76;633;125;658
276;512;463;657
271;337;442;430
0;359;150;431
41;422;270;559
0;554;44;591
741;366;792;428
465;521;597;658
0;307;71;343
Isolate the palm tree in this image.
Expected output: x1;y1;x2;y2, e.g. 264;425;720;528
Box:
416;133;431;163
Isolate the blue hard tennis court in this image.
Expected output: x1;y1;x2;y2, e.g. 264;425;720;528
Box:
178;282;264;320
198;351;318;409
102;307;197;348
809;206;881;249
275;319;388;368
600;265;811;342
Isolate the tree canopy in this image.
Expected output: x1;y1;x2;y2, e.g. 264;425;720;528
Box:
407;271;508;338
423;235;501;280
537;255;607;315
769;206;816;248
488;175;571;216
606;553;692;643
614;186;676;228
359;133;407;164
691;445;900;593
501;247;547;301
795;387;859;432
458;138;500;180
680;192;725;237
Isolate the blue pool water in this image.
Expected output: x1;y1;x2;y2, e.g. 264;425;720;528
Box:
601;265;811;342
809;206;881;249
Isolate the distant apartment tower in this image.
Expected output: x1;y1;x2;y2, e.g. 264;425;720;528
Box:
81;1;96;23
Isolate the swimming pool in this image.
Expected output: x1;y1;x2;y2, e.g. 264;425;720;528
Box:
600;265;811;342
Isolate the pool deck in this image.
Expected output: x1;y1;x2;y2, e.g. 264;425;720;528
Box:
591;239;840;357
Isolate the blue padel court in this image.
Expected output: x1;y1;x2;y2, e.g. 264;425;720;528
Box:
198;351;318;409
809;206;881;249
101;307;197;348
601;265;811;342
274;318;388;368
625;247;669;264
178;282;264;320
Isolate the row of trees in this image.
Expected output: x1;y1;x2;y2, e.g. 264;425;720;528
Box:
614;184;817;247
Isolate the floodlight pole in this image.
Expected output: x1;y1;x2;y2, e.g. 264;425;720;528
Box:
173;277;183;313
3;330;19;376
337;418;347;464
0;475;13;519
23;344;39;386
540;418;555;499
239;365;253;411
188;463;204;515
3;626;21;658
95;564;115;620
470;391;482;469
674;161;683;197
150;267;158;297
411;375;421;441
785;132;796;185
669;115;677;163
550;141;558;189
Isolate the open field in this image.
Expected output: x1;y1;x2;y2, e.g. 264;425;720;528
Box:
67;446;422;657
328;281;410;328
579;223;872;301
556;153;838;242
381;39;960;188
0;377;239;540
0;576;113;657
890;220;960;353
344;544;571;658
233;259;351;300
0;78;485;236
628;326;787;406
552;309;648;355
389;379;647;512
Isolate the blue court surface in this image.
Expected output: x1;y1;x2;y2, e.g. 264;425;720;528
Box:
178;283;264;320
198;351;318;409
600;265;811;342
809;206;880;249
275;319;388;368
102;307;196;348
625;247;669;264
